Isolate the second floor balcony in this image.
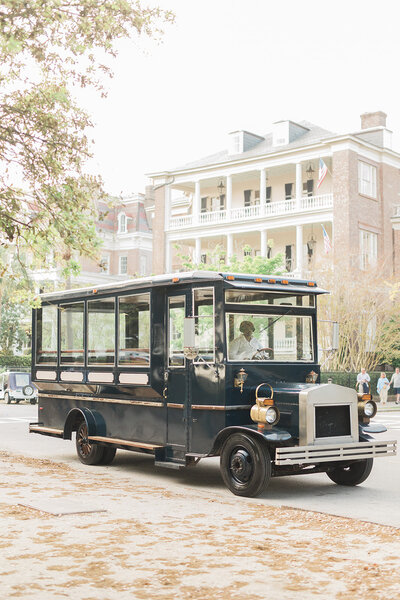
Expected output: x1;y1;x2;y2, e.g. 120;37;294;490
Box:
169;193;333;230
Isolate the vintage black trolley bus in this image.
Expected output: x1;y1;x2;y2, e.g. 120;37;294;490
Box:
30;272;396;497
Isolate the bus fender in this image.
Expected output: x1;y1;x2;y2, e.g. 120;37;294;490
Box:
210;425;292;456
63;407;106;440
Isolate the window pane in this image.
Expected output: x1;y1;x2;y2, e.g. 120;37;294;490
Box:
193;288;214;362
15;373;30;387
225;290;314;307
36;305;58;365
60;302;84;365
118;293;150;365
168;296;185;366
226;312;313;362
88;298;115;365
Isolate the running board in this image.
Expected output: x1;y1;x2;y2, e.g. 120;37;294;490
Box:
88;435;162;451
29;424;63;437
154;459;186;470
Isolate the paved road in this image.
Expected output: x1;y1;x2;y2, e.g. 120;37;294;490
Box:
0;403;399;528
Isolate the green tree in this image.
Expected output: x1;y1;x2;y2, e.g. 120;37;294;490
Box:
175;244;285;275
0;1;173;285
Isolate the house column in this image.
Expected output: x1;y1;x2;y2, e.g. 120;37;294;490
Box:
193;180;201;224
164;185;171;272
195;237;201;264
260;229;268;257
295;162;302;210
226;174;232;217
165;238;171;273
260;168;266;216
296;224;303;275
227;233;233;260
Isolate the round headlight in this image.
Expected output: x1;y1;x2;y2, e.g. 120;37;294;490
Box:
364;401;376;418
265;406;278;424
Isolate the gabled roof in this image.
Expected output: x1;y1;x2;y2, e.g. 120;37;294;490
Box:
173;121;336;172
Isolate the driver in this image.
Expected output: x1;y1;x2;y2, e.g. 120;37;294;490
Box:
229;320;272;360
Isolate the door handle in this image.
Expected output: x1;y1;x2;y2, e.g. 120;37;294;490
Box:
163;386;168;399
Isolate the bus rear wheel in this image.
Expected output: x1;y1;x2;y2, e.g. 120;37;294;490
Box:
76;421;105;465
327;458;373;486
220;433;271;497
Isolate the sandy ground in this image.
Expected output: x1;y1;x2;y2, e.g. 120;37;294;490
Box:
0;449;400;600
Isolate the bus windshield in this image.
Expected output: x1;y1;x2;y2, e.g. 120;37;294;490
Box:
226;312;314;362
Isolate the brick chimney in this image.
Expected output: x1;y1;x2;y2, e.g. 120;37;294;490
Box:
360;111;387;129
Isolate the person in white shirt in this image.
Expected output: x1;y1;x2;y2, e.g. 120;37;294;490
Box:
229;321;272;360
357;368;370;394
389;367;400;404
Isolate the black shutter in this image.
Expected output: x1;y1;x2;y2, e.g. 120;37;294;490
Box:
285;183;293;200
219;194;225;210
307;179;314;197
266;187;271;202
244;190;251;206
201;197;208;213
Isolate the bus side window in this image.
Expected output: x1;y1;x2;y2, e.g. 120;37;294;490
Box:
118;293;150;366
36;305;58;365
193;287;215;363
168;296;185;367
60;302;84;365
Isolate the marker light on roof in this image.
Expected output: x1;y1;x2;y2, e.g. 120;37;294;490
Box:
172;277;180;283
268;279;276;284
254;278;263;283
307;281;316;287
226;275;235;281
93;289;98;294
281;280;289;285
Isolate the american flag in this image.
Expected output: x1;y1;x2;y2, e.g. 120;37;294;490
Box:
321;224;332;253
317;158;328;189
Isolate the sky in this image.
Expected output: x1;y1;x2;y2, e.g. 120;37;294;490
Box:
81;0;400;196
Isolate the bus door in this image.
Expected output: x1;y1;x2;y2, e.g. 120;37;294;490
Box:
165;291;191;449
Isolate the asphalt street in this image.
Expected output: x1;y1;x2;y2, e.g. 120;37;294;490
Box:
0;402;399;528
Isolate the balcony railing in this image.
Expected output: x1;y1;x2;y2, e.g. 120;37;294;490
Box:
169;193;333;230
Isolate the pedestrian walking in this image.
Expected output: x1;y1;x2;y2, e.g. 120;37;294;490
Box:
357;368;370;394
377;372;390;405
389;367;400;404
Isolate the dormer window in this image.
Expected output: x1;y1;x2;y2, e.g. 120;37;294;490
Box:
118;212;127;234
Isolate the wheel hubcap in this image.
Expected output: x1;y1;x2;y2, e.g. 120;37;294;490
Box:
230;448;253;484
77;425;92;457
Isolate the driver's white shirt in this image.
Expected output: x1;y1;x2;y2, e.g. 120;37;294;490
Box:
229;334;262;360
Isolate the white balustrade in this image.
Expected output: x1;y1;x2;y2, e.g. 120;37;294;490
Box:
168;193;333;230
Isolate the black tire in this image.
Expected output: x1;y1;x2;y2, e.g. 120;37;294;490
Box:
327;458;373;486
5;393;10;404
30;398;37;405
220;433;271;497
99;446;117;465
75;421;105;465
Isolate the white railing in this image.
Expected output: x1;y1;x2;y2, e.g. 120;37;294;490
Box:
274;338;296;352
199;209;227;225
168;193;333;230
230;204;261;221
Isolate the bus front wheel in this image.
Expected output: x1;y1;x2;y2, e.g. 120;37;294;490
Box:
220;433;271;497
75;421;105;466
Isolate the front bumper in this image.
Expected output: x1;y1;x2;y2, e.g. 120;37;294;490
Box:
275;439;397;466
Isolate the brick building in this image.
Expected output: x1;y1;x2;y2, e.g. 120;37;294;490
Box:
146;111;400;278
31;193;152;289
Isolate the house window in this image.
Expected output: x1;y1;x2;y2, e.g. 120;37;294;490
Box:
119;256;128;275
285;183;293;200
118;213;127;234
254;190;260;205
303;180;314;197
244;248;252;257
140;255;147;276
266;187;272;203
359;230;377;270
100;256;110;274
201;197;208;213
219;194;225;210
358;161;377;198
285;245;293;271
244;190;252;206
200;253;207;264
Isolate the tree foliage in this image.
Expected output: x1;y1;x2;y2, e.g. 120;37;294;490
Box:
0;1;173;282
174;244;285;275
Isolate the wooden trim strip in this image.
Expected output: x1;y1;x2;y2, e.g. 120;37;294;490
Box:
167;403;184;409
39;393;163;408
191;404;252;411
29;425;63;435
88;436;162;450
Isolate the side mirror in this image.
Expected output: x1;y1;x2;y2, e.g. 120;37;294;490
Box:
183;318;198;360
331;321;339;351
